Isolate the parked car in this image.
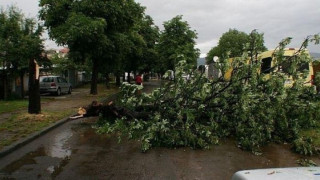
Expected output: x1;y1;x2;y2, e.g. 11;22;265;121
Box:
258;48;314;87
232;167;320;180
40;76;72;96
223;48;315;88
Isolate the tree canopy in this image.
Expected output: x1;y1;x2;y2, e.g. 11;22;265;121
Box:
0;6;44;101
136;15;160;73
157;15;200;73
0;6;44;112
0;6;25;99
39;0;145;94
206;29;267;63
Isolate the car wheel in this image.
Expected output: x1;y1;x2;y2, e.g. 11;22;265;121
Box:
56;88;61;96
68;87;72;94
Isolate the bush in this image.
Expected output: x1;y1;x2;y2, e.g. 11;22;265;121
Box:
293;137;317;156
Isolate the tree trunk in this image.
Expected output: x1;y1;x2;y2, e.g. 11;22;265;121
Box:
116;71;121;86
28;59;41;114
90;58;98;95
134;71;137;81
2;70;8;100
82;101;152;121
105;73;110;89
122;72;125;83
127;71;131;83
20;70;25;98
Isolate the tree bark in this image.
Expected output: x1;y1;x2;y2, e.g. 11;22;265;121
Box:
1;70;8;100
127;71;131;83
28;59;41;114
90;58;98;95
20;70;25;98
116;71;121;86
82;101;152;121
122;72;125;83
105;73;110;89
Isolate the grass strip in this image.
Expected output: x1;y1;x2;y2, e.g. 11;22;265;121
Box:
0;100;29;114
0;109;74;150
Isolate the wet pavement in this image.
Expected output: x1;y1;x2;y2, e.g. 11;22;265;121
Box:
1;117;320;179
1;80;320;179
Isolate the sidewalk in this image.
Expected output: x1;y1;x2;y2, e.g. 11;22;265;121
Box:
0;81;161;158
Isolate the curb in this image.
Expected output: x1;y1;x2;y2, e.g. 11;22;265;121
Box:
0;92;120;159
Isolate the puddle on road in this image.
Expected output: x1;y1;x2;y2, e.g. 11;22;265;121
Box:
0;146;46;174
47;130;73;158
47;156;71;179
0;128;74;179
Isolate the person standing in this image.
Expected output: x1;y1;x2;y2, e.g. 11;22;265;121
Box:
135;74;142;85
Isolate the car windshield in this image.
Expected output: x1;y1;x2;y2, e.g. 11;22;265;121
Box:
42;77;54;82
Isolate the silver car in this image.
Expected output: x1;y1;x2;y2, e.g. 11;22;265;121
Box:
40;76;72;96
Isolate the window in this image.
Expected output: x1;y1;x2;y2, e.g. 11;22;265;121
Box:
279;57;309;73
297;63;309;72
278;61;290;73
261;57;272;74
42;77;54;82
61;78;67;83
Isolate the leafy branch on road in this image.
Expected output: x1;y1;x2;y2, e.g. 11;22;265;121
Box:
97;34;320;154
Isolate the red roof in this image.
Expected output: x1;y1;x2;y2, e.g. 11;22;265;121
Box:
59;48;70;53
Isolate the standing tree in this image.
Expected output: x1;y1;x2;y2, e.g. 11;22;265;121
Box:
157;15;200;74
206;46;221;64
95;13;159;86
17;19;45;100
137;15;160;74
247;29;268;62
206;29;267;63
39;0;144;95
0;6;23;99
120;14;160;83
0;6;44;112
23;20;45;114
123;27;146;83
217;28;249;58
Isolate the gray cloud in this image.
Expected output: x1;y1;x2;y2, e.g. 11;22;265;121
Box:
1;0;319;54
137;0;320;55
0;0;39;18
0;0;60;49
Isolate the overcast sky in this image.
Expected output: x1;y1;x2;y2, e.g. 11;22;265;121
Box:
1;0;319;56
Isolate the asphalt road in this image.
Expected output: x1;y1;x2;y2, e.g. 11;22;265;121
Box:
1;116;318;179
0;80;319;179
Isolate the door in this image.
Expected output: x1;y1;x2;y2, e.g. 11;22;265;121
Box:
58;77;68;93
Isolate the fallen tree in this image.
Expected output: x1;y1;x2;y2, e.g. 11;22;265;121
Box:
97;34;320;154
